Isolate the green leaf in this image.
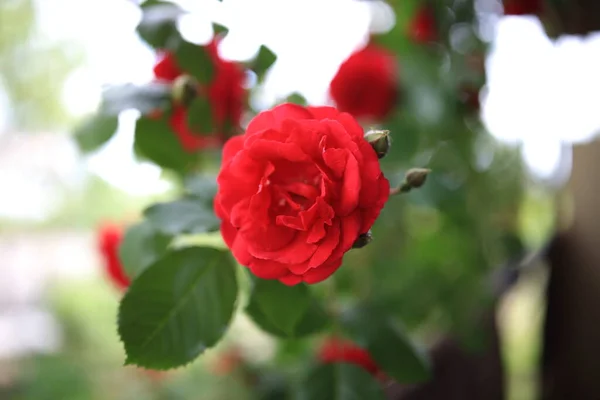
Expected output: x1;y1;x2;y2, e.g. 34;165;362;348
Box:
118;247;238;370
245;279;324;337
73;114;118;153
101;83;172;115
246;296;328;338
137;0;184;49
134;115;197;172
252;279;310;335
297;364;386;400
118;221;172;279
212;22;228;37
252;45;277;79
186;97;213;134
143;197;219;236
184;174;218;202
341;306;431;384
175;40;214;84
282;92;307;106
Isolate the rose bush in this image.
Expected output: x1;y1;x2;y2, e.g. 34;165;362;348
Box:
329;44;398;121
153;39;246;151
214;103;390;285
97;223;129;291
318;337;380;376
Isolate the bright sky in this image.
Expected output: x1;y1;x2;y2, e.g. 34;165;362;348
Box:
3;0;600;220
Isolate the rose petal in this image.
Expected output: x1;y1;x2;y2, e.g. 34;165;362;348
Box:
247;259;289;279
246;103;313;136
308;219;340;268
301;257;343;284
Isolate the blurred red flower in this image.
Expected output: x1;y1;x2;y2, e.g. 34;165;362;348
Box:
318;337;380;376
153;39;246;152
97;223;130;291
409;5;437;43
503;0;542;15
329;43;398;121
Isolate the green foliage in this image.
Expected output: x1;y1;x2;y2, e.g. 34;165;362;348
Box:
296;364;386;400
251;45;277;81
119;221;172;279
245;279;315;337
144;196;219;236
186;96;214;133
175;40;214;84
118;247;238;369
134;115;197;172
73;114;118;153
137;0;184;49
101;83;172;115
341;305;431;383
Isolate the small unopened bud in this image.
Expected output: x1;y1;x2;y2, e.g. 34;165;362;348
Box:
171;75;198;107
365;129;391;159
405;168;431;189
352;231;373;249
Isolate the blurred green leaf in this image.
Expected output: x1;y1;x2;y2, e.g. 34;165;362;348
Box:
137;0;184;49
212;22;228;37
283;92;307;106
186;97;213;134
175;40;214;84
247;279;310;336
246;287;328;338
184;173;218;201
252;45;277;79
341;306;431;384
118;220;172;279
118;247;238;370
144;197;219;236
73;114;118;153
296;364;386;400
134;115;197;172
101;83;172;115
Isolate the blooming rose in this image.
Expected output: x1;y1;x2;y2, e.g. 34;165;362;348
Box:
97;223;130;291
409;6;437;43
214;104;390;285
153;39;246;152
318;337;380;376
329;44;398;121
503;0;542;15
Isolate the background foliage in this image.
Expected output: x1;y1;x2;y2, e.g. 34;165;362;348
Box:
0;0;559;399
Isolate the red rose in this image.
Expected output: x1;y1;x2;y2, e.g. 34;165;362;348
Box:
318;337;380;376
214;104;390;285
97;223;130;291
329;44;398;121
153;39;246;152
409;6;437;43
503;0;542;15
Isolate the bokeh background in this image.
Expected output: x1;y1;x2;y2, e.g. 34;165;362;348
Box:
1;0;599;399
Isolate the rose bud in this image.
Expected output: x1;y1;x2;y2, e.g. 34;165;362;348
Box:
97;223;130;291
214;103;390;285
152;39;246;152
365;129;391;159
329;44;399;122
409;5;437;44
171;75;198;107
318;337;381;377
352;230;373;249
405;168;431;189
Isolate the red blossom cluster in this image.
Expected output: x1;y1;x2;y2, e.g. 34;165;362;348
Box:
153;39;246;152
